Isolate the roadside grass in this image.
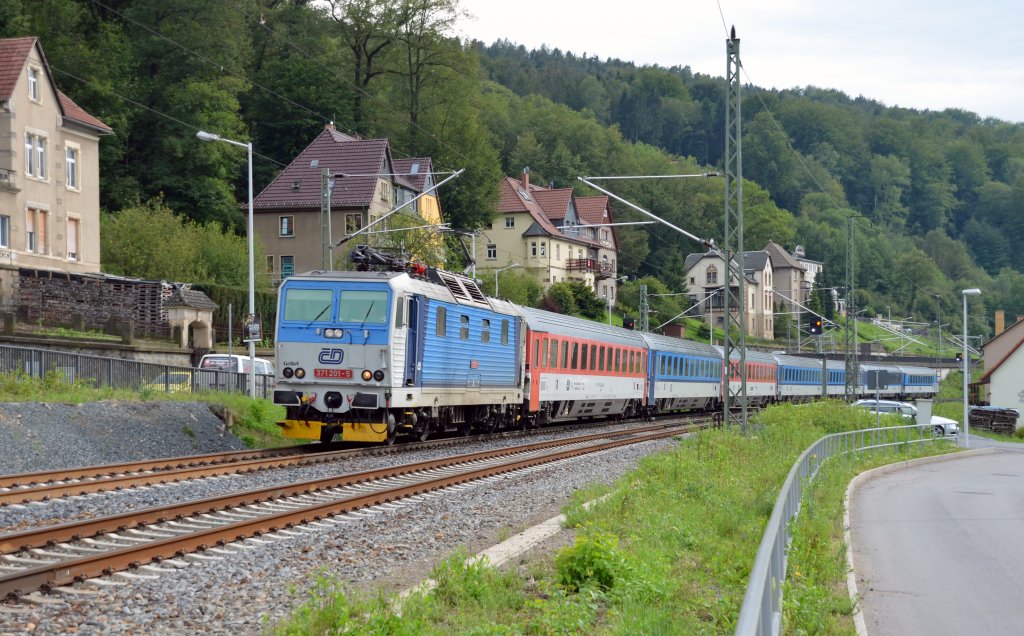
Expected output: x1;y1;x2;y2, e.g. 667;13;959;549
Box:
272;401;956;635
0;370;288;448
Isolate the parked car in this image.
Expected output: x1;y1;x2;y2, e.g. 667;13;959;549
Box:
852;399;959;436
144;370;193;393
196;354;275;392
198;354;275;376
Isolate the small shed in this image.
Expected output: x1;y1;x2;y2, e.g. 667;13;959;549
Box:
164;286;218;349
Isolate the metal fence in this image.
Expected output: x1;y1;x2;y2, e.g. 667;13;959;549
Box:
0;344;274;399
735;423;951;635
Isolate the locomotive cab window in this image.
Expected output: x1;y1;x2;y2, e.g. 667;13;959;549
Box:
395;296;405;328
338;290;388;323
482;319;490;343
460;315;470;340
283;288;333;322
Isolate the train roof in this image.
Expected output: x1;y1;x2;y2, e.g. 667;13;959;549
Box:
772;352;824;368
715;346;777;364
513;305;649;347
284;269;516;315
640;332;723;359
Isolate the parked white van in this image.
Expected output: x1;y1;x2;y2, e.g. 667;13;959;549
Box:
198;354;275;376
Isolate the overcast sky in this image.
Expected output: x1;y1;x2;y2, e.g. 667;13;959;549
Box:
457;0;1024;124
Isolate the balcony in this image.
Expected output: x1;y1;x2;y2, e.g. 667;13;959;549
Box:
566;258;614;278
0;168;17;193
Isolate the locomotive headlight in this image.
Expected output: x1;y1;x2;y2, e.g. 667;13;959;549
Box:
361;370;373;381
283;367;294;379
324;329;336;338
295;367;306;379
373;370;385;382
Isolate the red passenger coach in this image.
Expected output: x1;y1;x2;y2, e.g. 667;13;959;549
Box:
516;306;650;425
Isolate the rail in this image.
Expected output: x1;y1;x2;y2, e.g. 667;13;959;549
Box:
0;344;274;399
735;423;951;636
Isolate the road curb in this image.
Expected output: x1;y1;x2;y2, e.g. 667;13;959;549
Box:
844;447;998;636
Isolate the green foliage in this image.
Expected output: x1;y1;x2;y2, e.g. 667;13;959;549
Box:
541;282;578;315
555;531;630;592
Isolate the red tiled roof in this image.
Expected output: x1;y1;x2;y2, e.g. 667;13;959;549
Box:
0;37;35;101
533;188;572;222
57;90;111;133
253;128;391;211
393;157;432;192
0;37;110;133
977;334;1024;385
496;177;602;246
576;195;617;248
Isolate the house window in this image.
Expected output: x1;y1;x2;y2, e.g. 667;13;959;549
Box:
602;230;609;241
555;244;560;260
280;255;294;278
540;242;546;257
530;242;537;257
706;265;718;284
28;68;39;101
66;218;79;260
505;216;515;228
26;208;46;254
24;133;46;179
345;213;362;235
0;215;9;248
279;216;294;237
486;244;496;260
65;146;78;189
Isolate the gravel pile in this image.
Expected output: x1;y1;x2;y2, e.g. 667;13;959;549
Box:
0;402;682;635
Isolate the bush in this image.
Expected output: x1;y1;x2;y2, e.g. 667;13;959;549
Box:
556;530;630;592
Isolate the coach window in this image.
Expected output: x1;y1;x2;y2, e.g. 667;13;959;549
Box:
460;315;469;340
606;347;613;371
482;319;490;343
590;345;597;370
534;339;539;367
562;341;569;368
571;343;579;369
436;307;447;337
550;339;558;368
541;339;548;368
599;347;605;371
615;349;621;373
580;343;588;370
502;320;509;345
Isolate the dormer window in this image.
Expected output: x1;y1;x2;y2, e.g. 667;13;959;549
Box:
28;68;39;101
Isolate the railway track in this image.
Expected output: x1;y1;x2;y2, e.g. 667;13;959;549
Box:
0;414;712;507
0;422;698;599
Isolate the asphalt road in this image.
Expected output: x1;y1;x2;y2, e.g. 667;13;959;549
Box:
850;439;1024;636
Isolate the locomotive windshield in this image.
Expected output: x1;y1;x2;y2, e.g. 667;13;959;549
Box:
283;288;333;322
338;290;388;324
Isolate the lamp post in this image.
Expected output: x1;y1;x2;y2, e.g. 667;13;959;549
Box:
197;130;256;399
962;288;981;447
605;275;629;325
495;263;520;298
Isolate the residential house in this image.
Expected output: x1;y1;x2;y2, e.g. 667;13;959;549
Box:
0;37;111;282
684;248;774;339
252;124;441;282
976;312;1024;411
764;240;809;311
487;169;622;300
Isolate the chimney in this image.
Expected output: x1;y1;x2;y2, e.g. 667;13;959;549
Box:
995;310;1005;335
521;166;529;189
325;121;335;130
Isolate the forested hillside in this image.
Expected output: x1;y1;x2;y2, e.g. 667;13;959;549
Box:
2;0;1019;334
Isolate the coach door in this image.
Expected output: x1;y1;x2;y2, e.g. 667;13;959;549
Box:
404;296;421;386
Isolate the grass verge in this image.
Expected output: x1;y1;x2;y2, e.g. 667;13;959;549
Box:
0;370;288;448
271;401;956;635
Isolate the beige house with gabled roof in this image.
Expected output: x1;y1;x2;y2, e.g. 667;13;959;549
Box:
0;36;111;283
486;169;622;301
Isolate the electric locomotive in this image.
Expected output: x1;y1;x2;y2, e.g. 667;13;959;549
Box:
274;253;524;444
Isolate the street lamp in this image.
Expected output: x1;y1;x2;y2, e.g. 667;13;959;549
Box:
196;130;256;399
494;263;520;298
962;288;981;448
605;275;629;325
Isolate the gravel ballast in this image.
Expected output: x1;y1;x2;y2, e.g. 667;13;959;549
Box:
0;401;682;635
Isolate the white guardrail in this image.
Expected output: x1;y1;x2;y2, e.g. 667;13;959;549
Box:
734;423;950;635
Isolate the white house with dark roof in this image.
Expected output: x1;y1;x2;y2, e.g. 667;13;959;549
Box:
486;169;622;300
0;36;111;287
251;124;442;281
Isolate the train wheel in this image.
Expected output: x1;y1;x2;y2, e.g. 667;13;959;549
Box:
416;425;430;442
385;421;398;446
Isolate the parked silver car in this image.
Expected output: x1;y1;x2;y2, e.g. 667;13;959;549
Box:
852;399;959;436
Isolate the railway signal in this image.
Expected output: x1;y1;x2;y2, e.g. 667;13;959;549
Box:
810;317;823;335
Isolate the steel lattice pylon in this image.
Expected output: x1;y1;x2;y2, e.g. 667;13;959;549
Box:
723;30;748;431
844;217;858;400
